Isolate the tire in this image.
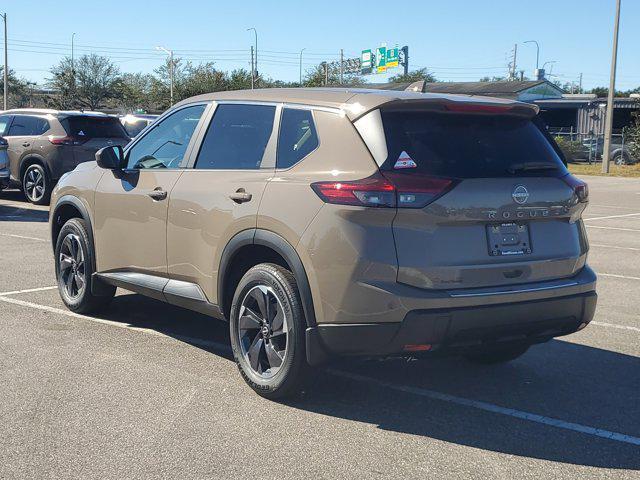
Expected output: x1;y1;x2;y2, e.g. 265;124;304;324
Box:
464;344;530;365
22;163;51;205
230;263;308;399
613;153;630;166
55;218;116;313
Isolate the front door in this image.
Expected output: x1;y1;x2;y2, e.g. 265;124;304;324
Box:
93;103;209;275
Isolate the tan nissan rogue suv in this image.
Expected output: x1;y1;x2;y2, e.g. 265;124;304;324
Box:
50;88;597;398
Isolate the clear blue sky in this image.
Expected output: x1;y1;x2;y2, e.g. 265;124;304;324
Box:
3;0;639;90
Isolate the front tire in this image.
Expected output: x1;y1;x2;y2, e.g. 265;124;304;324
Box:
230;263;308;399
464;344;530;365
22;163;51;205
55;218;116;313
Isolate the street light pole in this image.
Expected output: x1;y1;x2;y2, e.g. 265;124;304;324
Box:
156;46;174;106
602;0;622;174
524;40;540;76
2;13;7;110
299;48;306;86
247;28;257;86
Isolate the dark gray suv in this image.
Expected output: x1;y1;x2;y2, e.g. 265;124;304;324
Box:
0;109;130;204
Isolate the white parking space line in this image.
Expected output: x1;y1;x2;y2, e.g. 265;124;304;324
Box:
1;291;640;447
592;321;640;333
589;204;640;211
329;369;640;447
0;233;47;242
586;225;640;233
583;212;640;221
590;243;640;252
598;272;640;281
0;286;58;297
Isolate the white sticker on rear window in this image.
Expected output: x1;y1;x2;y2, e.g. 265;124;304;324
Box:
78;130;85;136
394;151;416;169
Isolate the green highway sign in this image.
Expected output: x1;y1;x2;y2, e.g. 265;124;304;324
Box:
361;49;372;74
376;46;387;73
386;47;399;68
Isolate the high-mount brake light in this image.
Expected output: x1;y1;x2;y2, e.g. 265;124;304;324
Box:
311;172;456;209
48;135;88;146
444;103;514;114
562;174;589;203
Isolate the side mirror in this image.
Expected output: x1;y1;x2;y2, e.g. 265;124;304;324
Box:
96;145;124;169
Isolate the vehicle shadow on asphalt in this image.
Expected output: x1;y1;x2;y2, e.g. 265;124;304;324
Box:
0;203;49;223
97;292;640;470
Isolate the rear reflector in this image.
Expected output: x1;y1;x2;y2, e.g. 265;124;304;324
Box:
562;174;588;203
311;172;456;209
48;135;88;146
403;344;432;352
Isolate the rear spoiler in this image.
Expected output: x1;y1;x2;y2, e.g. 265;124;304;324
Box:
376;98;539;119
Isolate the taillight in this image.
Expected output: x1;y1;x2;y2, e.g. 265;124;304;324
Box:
311;173;396;207
311;172;456;208
48;135;88;146
562;174;588;203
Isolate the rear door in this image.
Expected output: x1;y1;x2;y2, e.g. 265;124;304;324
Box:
377;105;588;290
93;103;209;275
4;115;49;181
60;115;131;171
167;102;278;303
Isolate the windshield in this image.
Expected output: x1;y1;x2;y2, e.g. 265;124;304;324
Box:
380;110;568;178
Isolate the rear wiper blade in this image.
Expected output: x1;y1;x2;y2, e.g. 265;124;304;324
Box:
507;162;559;174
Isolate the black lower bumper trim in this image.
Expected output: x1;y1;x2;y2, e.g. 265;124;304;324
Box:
306;291;597;362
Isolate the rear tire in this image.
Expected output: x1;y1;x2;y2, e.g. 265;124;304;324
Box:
22;163;51;205
230;263;308;399
464;344;530;365
55;218;116;313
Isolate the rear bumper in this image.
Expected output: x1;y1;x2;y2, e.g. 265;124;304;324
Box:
306;267;597;365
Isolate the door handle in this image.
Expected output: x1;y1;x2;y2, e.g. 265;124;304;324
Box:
148;188;167;201
229;188;252;204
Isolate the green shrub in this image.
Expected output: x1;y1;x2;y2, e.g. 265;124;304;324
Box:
554;136;586;161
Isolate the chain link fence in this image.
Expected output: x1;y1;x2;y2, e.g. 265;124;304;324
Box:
551;129;635;165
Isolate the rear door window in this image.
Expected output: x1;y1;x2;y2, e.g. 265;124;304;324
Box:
62;116;129;139
195;104;276;170
380;110;567;178
277;108;319;169
6;115;50;136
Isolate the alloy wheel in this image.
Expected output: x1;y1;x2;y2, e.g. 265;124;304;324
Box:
58;233;86;299
237;285;289;379
24;166;45;202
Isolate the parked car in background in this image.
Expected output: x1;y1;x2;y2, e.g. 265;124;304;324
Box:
0;109;130;204
119;114;158;138
582;137;637;165
50;88;597;399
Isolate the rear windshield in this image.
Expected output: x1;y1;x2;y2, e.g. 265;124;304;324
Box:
122;119;148;137
62;116;129;139
380;110;567;178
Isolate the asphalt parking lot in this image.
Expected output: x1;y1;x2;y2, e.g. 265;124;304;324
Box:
0;175;639;479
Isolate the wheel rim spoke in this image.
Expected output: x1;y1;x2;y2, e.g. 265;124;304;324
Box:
239;306;262;331
59;253;73;272
264;342;283;368
58;234;84;299
247;334;264;372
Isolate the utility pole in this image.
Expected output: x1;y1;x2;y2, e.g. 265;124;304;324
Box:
247;28;257;87
299;48;305;86
339;49;344;85
2;13;7;110
71;33;76;105
579;73;583;93
509;43;518;80
602;0;622;174
250;46;255;89
156;46;174;105
323;62;328;86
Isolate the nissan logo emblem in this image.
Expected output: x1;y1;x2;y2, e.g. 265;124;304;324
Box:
512;185;529;204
